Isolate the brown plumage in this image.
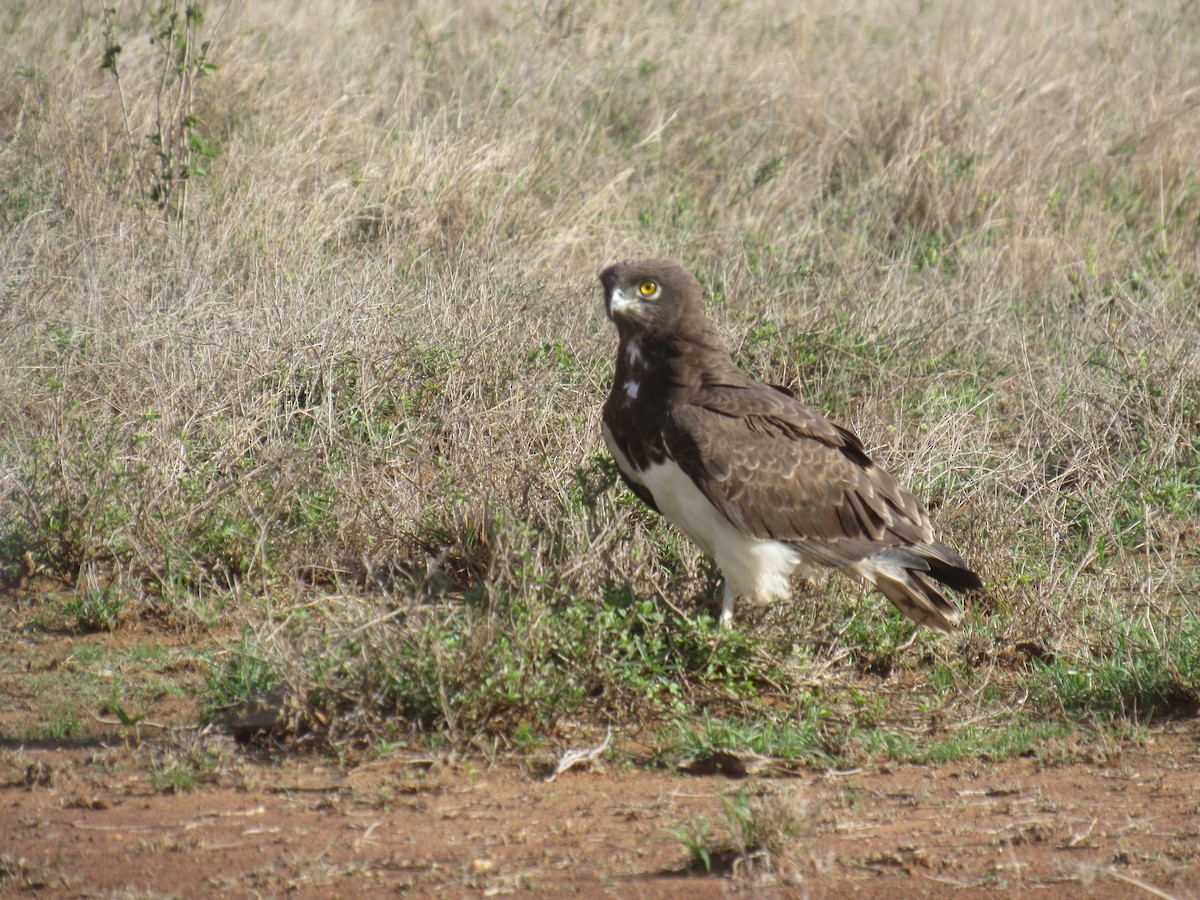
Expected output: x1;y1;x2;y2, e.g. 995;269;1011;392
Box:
599;257;981;631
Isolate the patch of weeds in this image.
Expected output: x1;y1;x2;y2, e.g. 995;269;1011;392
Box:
98;695;149;741
667;815;719;873
368;590;705;735
855;726;916;760
1100;462;1200;559
831;604;925;676
2;656;99;741
0;520;33;586
202;626;279;721
512;721;543;752
394;341;459;419
166;495;260;593
838;782;865;811
659;710;826;767
100;3;220;218
1024;609;1200;720
909;226;958;272
13;413;147;579
526;338;582;390
0;855;55;893
260;352;408;451
811;708;910;766
581;589;767;703
669;785;810;877
63;581;127;633
42;707;86;742
916;720;1075;763
720;786;809;874
644;523;705;583
146;732;236;793
916;378;990;424
149;569;229;628
745;314;899;419
1;633;204;743
147;757;200;793
225;565;793;748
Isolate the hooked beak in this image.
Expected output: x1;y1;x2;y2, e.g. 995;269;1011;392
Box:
606;285;639;321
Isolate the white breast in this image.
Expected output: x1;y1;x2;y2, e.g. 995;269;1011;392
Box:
603;419;800;605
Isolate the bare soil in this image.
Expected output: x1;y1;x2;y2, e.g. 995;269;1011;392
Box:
2;601;1199;898
4;730;1200;898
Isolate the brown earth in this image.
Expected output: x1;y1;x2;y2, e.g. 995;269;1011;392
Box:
3;730;1200;898
2;597;1199;898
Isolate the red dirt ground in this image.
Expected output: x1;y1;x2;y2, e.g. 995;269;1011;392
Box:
2;594;1198;897
2;729;1199;897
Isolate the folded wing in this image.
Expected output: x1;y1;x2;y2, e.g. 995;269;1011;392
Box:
663;380;978;629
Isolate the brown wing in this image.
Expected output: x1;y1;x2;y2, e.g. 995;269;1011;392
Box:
663;380;939;568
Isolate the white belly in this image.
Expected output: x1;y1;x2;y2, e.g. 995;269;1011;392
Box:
603;422;800;603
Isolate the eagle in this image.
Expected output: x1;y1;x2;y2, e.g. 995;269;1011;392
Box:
599;258;981;631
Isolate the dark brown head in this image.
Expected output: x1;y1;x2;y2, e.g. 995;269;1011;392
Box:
598;258;709;339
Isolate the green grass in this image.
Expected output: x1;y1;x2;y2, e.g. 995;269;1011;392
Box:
202;626;279;722
658;712;826;765
667;785;811;876
2;0;1198;763
654;700;1084;769
145;732;238;794
1024;610;1200;721
214;558;789;744
0;606;209;743
915;721;1078;764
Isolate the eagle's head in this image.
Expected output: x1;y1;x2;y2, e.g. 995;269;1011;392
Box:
598;258;704;336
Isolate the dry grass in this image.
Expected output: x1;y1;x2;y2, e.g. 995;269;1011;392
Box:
2;0;1198;750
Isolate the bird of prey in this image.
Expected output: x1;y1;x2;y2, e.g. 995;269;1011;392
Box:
599;258;981;631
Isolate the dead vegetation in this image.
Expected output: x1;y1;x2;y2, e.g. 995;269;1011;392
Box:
1;0;1198;759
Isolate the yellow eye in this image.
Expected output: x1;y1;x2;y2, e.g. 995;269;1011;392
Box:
638;280;658;297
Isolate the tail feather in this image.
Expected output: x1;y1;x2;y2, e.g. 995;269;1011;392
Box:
923;552;983;594
850;544;980;633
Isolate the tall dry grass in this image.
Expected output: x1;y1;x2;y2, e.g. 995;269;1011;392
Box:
1;0;1197;741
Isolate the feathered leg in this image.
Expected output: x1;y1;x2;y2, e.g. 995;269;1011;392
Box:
720;582;736;628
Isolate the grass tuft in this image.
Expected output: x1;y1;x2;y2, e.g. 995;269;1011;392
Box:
2;0;1198;759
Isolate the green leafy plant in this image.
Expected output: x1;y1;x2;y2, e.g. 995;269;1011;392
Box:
202;626;278;721
101;2;219;219
64;583;126;633
668;786;809;876
667;816;718;873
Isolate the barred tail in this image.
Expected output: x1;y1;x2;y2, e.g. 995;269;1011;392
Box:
851;543;981;633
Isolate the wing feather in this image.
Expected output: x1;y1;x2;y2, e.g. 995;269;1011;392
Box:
663;380;944;568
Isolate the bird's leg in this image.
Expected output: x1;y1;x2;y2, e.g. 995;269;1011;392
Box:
719;582;735;628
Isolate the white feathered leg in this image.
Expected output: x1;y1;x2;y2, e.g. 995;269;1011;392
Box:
720;582;736;628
